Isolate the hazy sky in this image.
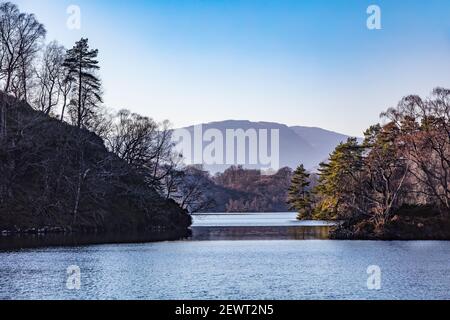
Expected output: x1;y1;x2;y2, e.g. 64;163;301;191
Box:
14;0;450;136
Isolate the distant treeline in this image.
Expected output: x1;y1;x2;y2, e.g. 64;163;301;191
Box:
214;166;293;212
160;165;291;213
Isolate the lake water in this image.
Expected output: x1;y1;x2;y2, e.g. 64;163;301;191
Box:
0;213;449;300
191;212;334;240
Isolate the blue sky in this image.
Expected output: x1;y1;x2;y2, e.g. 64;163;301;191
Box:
14;0;450;136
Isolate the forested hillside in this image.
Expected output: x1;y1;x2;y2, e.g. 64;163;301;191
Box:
0;2;192;237
0;92;191;234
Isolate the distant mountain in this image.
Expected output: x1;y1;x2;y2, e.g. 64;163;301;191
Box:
175;120;357;173
289;126;355;170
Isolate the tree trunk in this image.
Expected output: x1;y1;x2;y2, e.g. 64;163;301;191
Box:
77;57;83;128
73;167;90;226
0;95;7;140
60;98;67;122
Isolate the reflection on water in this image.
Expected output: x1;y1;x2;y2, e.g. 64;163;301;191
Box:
192;212;335;227
0;213;334;250
0;230;190;251
190;212;334;240
191;226;331;240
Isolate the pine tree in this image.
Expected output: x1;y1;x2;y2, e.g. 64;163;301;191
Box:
63;38;102;128
287;164;312;220
314;138;364;219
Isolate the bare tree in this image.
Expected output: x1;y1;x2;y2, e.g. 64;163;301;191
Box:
0;2;45;140
105;109;159;166
104;110;215;212
166;166;216;213
34;41;65;115
0;2;46;99
105;110;180;190
382;88;450;214
58;66;74;121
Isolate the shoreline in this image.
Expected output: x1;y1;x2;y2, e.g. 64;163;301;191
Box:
2;213;449;250
330;214;450;241
2;227;450;251
0;228;192;251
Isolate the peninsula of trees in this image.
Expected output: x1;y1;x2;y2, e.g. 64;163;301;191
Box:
0;2;196;238
288;88;450;239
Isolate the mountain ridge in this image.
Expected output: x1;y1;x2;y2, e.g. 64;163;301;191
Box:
176;120;359;172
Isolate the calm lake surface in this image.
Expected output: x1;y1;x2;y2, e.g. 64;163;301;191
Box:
0;212;449;300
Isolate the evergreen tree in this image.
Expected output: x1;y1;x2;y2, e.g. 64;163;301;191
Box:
287;164;312;220
63;38;102;128
314;138;365;219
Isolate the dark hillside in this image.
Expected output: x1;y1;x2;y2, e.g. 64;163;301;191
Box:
0;92;191;235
